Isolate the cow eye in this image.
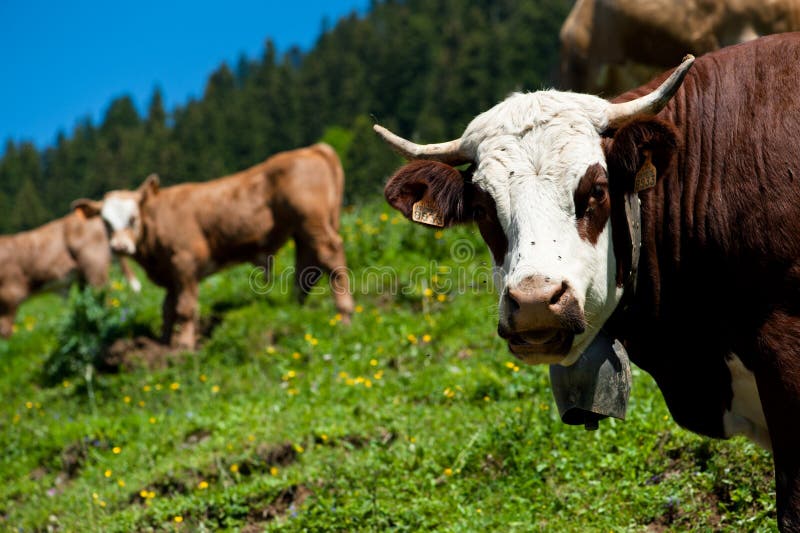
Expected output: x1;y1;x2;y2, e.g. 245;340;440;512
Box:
591;183;607;201
128;215;137;227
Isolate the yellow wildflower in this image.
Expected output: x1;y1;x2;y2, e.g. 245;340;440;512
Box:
174;516;183;523
270;466;279;476
355;305;364;313
422;334;432;343
293;444;305;453
199;374;207;382
117;479;125;487
211;385;220;394
104;469;112;478
170;382;180;391
149;417;156;424
423;288;433;297
434;230;444;239
437;294;447;302
112;447;121;454
292;352;301;359
407;334;418;344
373;371;383;380
143;385;151;392
198;481;209;490
139;489;148;498
444;468;453;476
230;464;239;473
25;402;32;409
123;396;131;404
369;359;378;366
380;213;389;221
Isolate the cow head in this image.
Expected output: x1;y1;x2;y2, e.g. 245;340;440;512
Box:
380;56;693;366
72;174;160;255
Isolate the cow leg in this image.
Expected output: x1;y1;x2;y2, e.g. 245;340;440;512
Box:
294;240;323;305
753;311;800;531
0;312;15;338
294;221;354;319
161;289;177;344
170;281;198;350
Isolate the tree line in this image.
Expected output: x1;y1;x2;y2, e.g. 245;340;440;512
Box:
0;0;571;233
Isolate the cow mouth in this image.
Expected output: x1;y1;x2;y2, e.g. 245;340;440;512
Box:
505;329;575;362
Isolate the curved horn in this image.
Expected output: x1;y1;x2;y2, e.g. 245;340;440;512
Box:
373;124;469;165
605;54;695;129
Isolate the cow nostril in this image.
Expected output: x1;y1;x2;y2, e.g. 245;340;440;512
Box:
549;281;569;306
505;289;520;313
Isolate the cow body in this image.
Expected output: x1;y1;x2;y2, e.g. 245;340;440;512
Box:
561;0;800;94
0;212;136;337
378;34;800;529
76;143;354;349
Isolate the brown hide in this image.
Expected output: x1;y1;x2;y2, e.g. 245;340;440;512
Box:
0;213;111;337
120;143;353;349
604;34;800;529
560;0;800;94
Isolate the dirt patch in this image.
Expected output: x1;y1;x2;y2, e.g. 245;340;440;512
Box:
315;429;396;450
105;336;180;370
241;484;313;531
181;428;212;449
60;441;88;479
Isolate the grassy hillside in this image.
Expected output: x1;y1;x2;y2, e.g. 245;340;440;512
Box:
0;204;775;532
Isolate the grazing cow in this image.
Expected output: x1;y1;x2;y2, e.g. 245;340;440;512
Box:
73;143;355;349
376;34;800;529
0;211;140;337
561;0;800;94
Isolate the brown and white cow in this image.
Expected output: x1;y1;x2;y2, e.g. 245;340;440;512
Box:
73;143;355;349
0;211;140;337
377;34;800;530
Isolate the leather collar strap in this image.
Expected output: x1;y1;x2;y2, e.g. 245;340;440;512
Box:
623;191;642;295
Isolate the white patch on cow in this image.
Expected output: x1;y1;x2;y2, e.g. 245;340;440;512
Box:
100;196;139;254
101;197;138;232
458;91;622;364
723;353;771;450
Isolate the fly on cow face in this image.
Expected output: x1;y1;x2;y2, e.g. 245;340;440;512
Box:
379;55;694;367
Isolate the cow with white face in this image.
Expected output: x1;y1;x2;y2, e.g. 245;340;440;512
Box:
379;34;800;530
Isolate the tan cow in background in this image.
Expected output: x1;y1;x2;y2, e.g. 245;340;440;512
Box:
560;0;800;94
0;212;140;337
74;143;355;349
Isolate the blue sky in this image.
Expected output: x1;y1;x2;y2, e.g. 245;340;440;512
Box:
0;0;370;150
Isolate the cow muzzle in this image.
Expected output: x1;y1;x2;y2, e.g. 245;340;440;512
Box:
499;275;586;364
548;331;632;430
110;235;136;255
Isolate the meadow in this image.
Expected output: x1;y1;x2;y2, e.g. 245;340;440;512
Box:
0;204;776;532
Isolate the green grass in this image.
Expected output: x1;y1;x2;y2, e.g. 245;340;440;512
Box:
0;204;775;532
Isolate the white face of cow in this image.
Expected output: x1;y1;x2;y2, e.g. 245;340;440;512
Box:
380;55;693;366
450;91;622;364
460;92;621;365
100;194;141;255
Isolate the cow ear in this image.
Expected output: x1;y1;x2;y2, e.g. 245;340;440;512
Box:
605;118;678;193
384;160;467;228
71;198;102;218
138;173;160;201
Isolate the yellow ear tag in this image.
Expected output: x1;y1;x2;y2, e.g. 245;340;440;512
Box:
634;150;657;193
411;199;445;227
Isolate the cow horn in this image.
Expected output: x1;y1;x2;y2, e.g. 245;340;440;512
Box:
605;54;695;129
373;125;469;165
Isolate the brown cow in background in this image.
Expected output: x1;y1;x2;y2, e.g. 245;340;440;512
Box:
560;0;800;94
74;143;355;349
0;212;140;337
